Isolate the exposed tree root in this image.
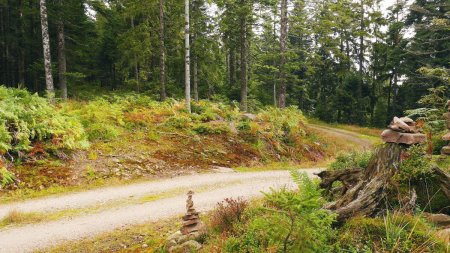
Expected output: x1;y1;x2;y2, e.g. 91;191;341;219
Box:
318;143;450;222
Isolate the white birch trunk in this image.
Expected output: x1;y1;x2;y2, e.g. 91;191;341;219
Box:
185;0;191;112
39;0;54;100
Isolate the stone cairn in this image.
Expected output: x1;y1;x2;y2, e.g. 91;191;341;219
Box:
441;100;450;155
165;191;206;252
381;116;426;145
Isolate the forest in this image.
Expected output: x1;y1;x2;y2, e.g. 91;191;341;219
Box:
0;0;449;252
0;0;448;126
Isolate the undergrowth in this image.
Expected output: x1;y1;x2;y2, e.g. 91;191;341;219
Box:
0;87;336;192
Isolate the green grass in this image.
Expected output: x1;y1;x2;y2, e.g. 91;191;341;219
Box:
37;218;179;253
234;160;331;172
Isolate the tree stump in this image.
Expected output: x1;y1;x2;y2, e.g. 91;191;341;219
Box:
318;143;403;222
318;145;450;222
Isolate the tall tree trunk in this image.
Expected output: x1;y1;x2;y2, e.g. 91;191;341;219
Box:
57;19;67;99
131;17;139;93
193;57;199;101
239;4;247;112
18;0;25;88
0;7;4;86
229;48;235;87
184;0;191;112
278;0;288;108
357;0;364;99
159;0;166;101
387;74;393;122
39;0;54;99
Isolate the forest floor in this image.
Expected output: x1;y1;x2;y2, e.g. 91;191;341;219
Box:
0;124;375;253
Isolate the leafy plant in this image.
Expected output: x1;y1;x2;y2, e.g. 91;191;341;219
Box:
221;171;336;253
0;87;88;154
329;151;373;170
0;167;15;187
398;145;432;182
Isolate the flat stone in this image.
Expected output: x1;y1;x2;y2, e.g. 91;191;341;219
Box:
442;132;450;141
392;116;411;132
183;214;199;221
441;146;450;155
381;129;426;145
382;129;401;143
399;116;414;124
397;133;426;145
182;219;199;226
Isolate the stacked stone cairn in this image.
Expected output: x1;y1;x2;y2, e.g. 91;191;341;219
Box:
441;100;450;155
381;116;426;145
165;191;206;252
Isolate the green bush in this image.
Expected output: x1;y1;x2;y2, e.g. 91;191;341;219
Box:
0;86;88;153
329;151;373;170
64;98;125;141
221;171;336;252
398;145;432;182
193;123;228;135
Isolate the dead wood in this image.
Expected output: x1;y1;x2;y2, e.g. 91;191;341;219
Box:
318;143;402;222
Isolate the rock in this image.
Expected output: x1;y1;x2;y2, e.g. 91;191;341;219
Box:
167;231;183;242
211;166;235;173
381;129;400;143
399;116;414;124
381;129;426;145
424;213;450;228
442;132;450;141
165;239;178;251
169;240;202;253
242;113;256;121
177;231;203;244
441;146;450;155
397;133;426;145
390;116;411;132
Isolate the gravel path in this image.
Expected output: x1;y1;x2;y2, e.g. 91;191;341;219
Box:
0;171;309;220
308;124;373;149
0;169;322;253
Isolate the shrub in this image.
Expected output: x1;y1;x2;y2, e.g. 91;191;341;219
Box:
329;151;373;170
210;197;249;234
0;87;88;153
398;145;432;182
221;171;336;252
63;98;124;141
193;123;229;135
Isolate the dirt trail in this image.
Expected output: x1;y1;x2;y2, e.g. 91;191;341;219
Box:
0;169;320;253
308;124;373;149
0;171;307;220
